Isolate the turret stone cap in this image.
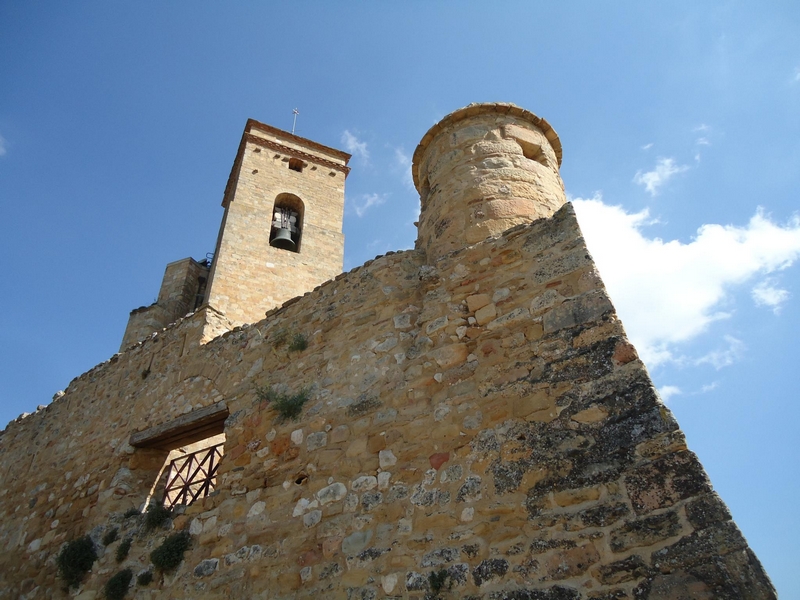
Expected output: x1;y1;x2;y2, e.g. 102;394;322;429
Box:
411;102;563;193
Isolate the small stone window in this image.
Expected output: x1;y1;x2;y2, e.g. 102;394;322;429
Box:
129;401;229;509
288;157;304;172
269;193;304;253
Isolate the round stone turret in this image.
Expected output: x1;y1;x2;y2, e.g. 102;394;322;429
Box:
413;103;566;262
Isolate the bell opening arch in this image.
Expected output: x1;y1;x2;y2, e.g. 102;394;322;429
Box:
269;193;305;253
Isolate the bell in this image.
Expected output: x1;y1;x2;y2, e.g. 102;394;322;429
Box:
270;227;296;250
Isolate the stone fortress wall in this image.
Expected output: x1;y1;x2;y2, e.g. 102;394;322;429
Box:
0;104;775;599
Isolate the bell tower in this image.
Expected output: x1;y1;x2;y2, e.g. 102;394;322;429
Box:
204;119;350;326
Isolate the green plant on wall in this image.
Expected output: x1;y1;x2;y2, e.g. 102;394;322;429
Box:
271;327;308;352
256;385;311;422
136;570;153;586
428;568;453;597
143;503;172;532
151;530;191;573
288;332;308;352
56;535;98;589
115;537;132;563
104;568;132;600
102;527;119;546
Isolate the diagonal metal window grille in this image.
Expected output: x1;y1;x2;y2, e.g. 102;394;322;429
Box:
162;443;224;508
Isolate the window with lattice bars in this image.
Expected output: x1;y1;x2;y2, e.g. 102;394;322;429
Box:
162;442;224;508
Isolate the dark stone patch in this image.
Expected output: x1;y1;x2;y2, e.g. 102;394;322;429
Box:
410;486;440;507
542;291;614;335
446;563;469;586
594;405;673;457
361;491;383;511
610;511;681;553
632;571;714;600
512;557;540;578
686;548;777;600
347;394;381;417
456;476;482;503
405;571;428;591
588;591;630;600
421;546;460;567
593;555;650;585
346;587;377;600
530;538;576;554
385;484;409;503
471;429;500;455
193;558;219;578
319;561;342;579
685;493;732;531
462;543;480;558
519;383;677;510
490;460;526;494
473;558;509;586
488;586;581;600
547;338;616;384
575;502;630;528
356;547;390;562
651;522;747;573
625;451;711;515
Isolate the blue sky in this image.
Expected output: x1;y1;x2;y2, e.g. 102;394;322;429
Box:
1;1;799;594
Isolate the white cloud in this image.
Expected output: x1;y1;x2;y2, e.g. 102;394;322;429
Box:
695;137;710;146
641;143;653;151
350;193;386;217
658;385;682;403
394;147;415;190
573;197;800;367
752;279;790;313
0;134;7;157
341;130;369;162
633;157;690;196
793;67;800;83
700;382;719;393
695;336;745;369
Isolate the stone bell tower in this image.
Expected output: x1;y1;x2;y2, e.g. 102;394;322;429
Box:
204;119;350;327
413;103;566;262
119;120;349;350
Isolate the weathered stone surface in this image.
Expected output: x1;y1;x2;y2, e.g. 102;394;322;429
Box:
625;451;711;515
473;558;509;586
651;521;747;573
610;511;682;552
593;555;650;585
194;558;219;578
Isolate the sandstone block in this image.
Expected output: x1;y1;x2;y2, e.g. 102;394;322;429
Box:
466;294;492;313
474;303;497;325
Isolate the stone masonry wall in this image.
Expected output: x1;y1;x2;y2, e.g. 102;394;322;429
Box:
0;204;774;599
